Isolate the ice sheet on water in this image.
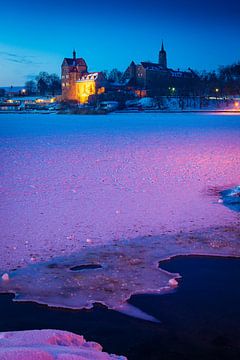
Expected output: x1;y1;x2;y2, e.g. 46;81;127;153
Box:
1;225;239;321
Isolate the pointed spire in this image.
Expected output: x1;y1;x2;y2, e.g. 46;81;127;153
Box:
161;41;165;52
73;49;76;60
159;41;167;68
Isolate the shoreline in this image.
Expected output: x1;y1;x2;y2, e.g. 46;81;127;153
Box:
0;109;240;115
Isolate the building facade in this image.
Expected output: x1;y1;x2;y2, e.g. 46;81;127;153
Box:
61;50;106;103
123;43;197;96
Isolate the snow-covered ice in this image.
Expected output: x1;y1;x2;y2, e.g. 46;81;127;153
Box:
0;112;239;315
0;329;126;359
220;185;240;212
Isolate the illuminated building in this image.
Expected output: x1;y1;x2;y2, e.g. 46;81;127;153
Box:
76;73;106;104
61;51;107;103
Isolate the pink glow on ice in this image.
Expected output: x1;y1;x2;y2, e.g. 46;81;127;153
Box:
0;113;239;270
0;113;240;316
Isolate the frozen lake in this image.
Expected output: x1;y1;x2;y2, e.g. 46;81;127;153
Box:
0;112;239;313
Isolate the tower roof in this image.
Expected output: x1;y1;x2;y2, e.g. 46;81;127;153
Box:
160;41;166;53
62;57;87;67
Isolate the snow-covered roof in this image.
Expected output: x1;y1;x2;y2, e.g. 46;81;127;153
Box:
0;86;25;92
139;62;194;78
141;62;166;71
10;96;53;101
77;72;101;82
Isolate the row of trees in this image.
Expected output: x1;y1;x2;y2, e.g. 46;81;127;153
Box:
102;68;123;83
24;69;122;97
25;72;61;96
21;62;240;98
196;63;240;96
103;63;240;96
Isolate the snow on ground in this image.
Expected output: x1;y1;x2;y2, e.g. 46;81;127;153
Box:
0;329;127;359
0;112;240;315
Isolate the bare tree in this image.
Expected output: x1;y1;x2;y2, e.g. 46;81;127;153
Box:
25;80;37;95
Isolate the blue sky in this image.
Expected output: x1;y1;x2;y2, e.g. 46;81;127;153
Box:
0;0;240;85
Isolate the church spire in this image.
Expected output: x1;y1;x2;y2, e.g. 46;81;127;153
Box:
73;49;76;60
159;41;167;68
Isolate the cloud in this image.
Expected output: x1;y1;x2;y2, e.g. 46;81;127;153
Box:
0;44;61;86
0;51;41;65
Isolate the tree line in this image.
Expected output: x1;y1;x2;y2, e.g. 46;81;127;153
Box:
195;63;240;96
25;72;61;96
103;63;240;96
7;61;240;98
23;69;124;97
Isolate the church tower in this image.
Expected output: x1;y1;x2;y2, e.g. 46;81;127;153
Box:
159;42;167;69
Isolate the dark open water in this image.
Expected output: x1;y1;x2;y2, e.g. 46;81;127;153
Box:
0;256;240;360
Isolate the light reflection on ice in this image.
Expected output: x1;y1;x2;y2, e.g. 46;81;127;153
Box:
0;113;240;318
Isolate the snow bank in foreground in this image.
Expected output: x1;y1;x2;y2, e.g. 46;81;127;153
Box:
0;329;127;360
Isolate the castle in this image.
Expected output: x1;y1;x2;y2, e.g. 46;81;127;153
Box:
123;42;196;97
61;50;106;103
61;45;197;103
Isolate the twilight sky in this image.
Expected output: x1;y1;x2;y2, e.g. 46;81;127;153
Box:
0;0;240;86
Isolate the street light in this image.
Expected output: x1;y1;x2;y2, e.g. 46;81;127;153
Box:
169;87;176;95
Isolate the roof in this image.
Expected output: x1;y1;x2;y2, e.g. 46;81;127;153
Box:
62;58;87;67
140;62;194;77
0;86;25;92
77;72;103;82
10;96;51;101
141;62;167;71
160;42;166;53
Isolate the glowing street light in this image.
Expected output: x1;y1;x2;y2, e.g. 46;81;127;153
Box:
168;87;176;94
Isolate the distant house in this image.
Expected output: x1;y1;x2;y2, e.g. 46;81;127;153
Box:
0;86;26;98
122;43;197;97
61;50;107;103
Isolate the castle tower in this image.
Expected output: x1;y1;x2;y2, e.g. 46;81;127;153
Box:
61;50;88;101
159;42;167;69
